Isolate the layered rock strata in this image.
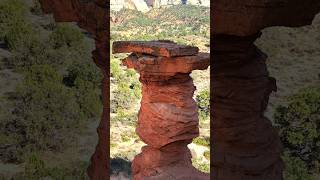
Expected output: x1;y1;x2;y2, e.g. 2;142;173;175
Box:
211;33;283;180
212;1;320;179
39;0;109;179
113;41;210;180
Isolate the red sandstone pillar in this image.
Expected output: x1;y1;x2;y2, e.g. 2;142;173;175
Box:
113;41;210;180
211;33;283;180
212;2;320;179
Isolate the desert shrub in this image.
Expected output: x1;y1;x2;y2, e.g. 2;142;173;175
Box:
72;78;102;118
112;5;209;39
193;136;210;147
14;153;89;180
283;152;313;180
204;150;210;160
130;15;158;27
30;0;42;15
159;5;209;24
65;61;102;118
0;0;68;69
110;59;141;113
0;0;27;41
274;86;320;173
111;58;123;81
66;61;102;87
192;158;209;173
10;36;57;69
49;23;92;66
0;65;82;162
111;82;140;113
112;110;137;126
49;23;86;50
157;5;209;36
0;0;41;52
3;20;38;51
10;23;91;70
196;89;210;121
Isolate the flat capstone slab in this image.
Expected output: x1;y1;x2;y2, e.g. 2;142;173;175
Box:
112;40;199;57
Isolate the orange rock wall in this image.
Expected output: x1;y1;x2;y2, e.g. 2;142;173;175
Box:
211;33;283;180
114;41;210;179
212;1;320;179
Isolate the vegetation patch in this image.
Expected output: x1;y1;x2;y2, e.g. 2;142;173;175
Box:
274;86;320;179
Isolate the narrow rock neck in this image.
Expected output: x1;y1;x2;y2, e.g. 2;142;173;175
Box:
137;73;199;149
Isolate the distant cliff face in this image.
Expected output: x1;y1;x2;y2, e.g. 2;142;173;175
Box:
110;0;210;12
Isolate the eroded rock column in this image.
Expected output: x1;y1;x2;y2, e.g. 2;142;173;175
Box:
113;41;210;180
212;1;320;179
212;33;283;180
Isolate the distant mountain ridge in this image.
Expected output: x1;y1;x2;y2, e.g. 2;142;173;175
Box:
110;0;210;12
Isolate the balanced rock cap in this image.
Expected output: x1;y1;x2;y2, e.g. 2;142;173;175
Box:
112;40;199;57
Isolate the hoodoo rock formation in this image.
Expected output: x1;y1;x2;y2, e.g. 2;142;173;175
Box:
39;0;109;179
113;41;210;180
212;1;320;180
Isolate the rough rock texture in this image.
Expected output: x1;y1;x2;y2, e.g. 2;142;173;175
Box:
212;33;283;180
212;1;320;179
113;41;209;180
113;40;199;57
213;0;320;36
39;0;109;179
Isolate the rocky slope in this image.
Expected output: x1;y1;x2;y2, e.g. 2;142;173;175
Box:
110;0;210;12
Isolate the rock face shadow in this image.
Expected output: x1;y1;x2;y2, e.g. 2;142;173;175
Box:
110;157;132;179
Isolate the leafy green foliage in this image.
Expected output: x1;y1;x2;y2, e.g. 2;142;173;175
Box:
49;23;86;50
204;150;210;160
112;110;138;126
1;3;90;69
30;0;42;15
192;158;210;173
0;65;82;162
0;0;102;165
110;57;141;113
15;153;89;180
112;82;140;113
196;89;210;122
112;5;210;42
65;61;102;118
0;0;27;41
0;0;42;62
283;152;313;180
0;1;102;178
274;86;320;172
193;136;210;147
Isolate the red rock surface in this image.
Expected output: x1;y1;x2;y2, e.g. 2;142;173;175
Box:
39;1;109;179
122;52;209;81
212;1;320;179
113;40;199;57
212;33;283;180
213;0;320;36
114;41;210;180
